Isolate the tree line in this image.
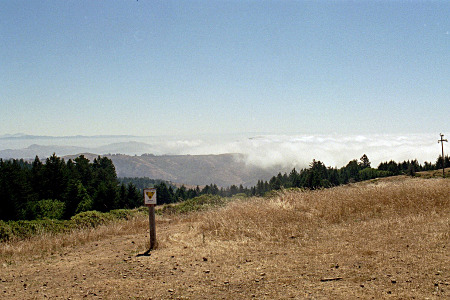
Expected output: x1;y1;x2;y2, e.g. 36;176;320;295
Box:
137;154;450;203
0;154;142;221
251;154;448;196
1;153;448;221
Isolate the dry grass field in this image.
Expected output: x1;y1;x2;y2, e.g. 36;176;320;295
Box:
1;176;449;299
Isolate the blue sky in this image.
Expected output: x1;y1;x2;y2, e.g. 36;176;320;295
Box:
1;1;449;137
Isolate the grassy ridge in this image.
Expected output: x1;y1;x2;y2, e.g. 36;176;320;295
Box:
2;178;449;243
157;193;247;215
199;178;450;242
1;177;448;258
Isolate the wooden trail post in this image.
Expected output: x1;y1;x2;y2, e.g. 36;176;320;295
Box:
438;133;448;178
144;188;157;251
148;205;156;249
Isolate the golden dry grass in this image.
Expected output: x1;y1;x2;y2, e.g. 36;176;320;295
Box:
417;167;450;178
200;178;450;243
1;177;449;299
0;215;150;261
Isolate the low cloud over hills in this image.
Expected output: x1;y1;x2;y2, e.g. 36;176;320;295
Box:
0;133;444;186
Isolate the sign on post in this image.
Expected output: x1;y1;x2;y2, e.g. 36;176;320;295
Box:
144;188;157;205
143;188;157;251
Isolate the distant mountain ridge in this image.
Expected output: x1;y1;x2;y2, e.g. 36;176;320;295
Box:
63;153;284;187
0;134;138;140
0;143;284;186
0;141;153;159
0;144;88;160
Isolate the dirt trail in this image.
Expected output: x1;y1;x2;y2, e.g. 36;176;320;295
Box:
2;213;448;300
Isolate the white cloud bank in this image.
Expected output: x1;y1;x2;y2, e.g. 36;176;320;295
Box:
150;133;441;169
1;133;444;169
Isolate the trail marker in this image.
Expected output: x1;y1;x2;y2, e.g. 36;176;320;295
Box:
143;188;157;251
144;188;157;205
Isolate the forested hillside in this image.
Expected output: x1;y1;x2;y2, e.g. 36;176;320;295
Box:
0;154;141;221
105;153;281;187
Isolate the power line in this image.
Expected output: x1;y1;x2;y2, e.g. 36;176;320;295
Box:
438;133;448;177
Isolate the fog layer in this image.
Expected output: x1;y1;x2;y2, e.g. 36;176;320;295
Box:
0;133;442;169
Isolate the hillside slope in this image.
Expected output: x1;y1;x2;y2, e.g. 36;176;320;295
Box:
65;153;285;187
1;177;449;299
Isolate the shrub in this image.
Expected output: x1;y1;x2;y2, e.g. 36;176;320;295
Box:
359;168;392;181
108;209;135;220
71;211;112;228
159;194;228;215
136;206;148;213
0;219;70;242
0;208;145;242
75;196;93;215
28;199;66;220
0;220;12;241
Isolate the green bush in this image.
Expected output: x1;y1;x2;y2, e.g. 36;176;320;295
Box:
231;193;248;200
159;204;177;215
0;208;146;242
263;190;279;198
75;196;93;215
359;168;392;181
0;220;12;241
136;206;149;213
159;194;228;215
70;211;112;228
108;209;136;220
0;219;70;242
27;199;66;220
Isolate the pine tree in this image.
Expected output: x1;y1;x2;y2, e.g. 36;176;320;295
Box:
359;154;371;169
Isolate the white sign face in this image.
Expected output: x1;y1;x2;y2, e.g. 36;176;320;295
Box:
144;188;157;205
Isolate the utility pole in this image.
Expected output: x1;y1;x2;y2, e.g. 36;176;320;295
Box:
438;133;448;177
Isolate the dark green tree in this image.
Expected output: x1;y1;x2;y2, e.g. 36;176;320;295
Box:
126;183;142;208
92;181;118;212
175;185;187;201
64;180;92;218
74;155;93;192
30;156;44;199
156;182;173;205
359;154;371;169
41;153;67;201
117;183;128;208
0;159;33;220
269;175;282;190
345;159;360;182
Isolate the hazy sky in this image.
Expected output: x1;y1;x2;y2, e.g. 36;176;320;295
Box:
1;1;449;137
